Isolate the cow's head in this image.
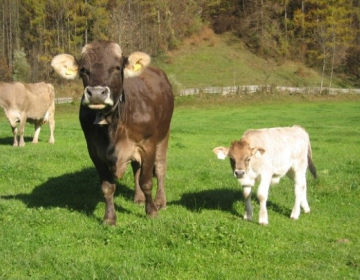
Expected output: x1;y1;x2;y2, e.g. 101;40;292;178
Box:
213;139;265;186
51;41;151;111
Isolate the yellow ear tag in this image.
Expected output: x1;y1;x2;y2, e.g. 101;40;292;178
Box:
133;62;142;72
65;68;75;75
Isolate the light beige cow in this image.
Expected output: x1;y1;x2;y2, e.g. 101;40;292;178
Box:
213;125;317;225
0;82;55;146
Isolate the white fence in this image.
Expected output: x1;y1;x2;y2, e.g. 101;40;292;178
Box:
179;86;360;96
55;97;73;104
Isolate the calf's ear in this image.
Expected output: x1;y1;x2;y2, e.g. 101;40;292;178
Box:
124;52;151;78
213;147;229;160
51;54;79;80
251;147;265;158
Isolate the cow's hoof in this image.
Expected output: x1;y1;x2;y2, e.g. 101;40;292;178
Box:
134;199;145;205
103;218;116;226
146;211;158;219
259;222;269;226
155;200;167;210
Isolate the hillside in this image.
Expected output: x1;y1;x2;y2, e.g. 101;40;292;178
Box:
152;29;350;92
54;29;353;97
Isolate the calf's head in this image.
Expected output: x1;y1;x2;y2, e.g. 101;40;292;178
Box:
51;41;151;111
213;139;265;185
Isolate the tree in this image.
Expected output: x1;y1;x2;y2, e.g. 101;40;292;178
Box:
294;0;354;91
12;49;31;82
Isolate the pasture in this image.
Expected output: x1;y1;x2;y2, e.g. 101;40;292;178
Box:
0;95;359;279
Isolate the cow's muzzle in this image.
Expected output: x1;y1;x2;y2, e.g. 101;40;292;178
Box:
234;169;245;178
82;86;114;109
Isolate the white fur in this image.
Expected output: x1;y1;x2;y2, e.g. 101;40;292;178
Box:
214;126;314;225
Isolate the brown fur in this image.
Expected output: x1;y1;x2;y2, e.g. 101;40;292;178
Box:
52;41;174;225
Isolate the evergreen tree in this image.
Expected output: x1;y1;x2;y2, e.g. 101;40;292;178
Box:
12;49;31;82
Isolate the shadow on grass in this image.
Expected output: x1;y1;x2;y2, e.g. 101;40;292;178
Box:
170;188;243;216
170;188;292;219
0;136;33;146
0;167;138;222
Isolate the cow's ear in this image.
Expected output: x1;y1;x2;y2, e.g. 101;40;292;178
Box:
252;147;265;158
213;147;229;160
51;54;79;80
124;52;151;78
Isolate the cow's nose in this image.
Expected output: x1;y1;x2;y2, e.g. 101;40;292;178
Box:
234;169;245;178
83;86;113;107
85;86;110;98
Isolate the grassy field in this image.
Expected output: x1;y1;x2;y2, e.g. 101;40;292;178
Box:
0;95;359;279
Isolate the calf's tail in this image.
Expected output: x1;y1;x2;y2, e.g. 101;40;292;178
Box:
307;142;317;179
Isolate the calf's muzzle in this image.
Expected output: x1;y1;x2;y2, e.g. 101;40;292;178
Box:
234;169;245;178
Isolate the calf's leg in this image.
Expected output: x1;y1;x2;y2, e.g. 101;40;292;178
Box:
243;186;253;221
291;172;309;219
257;176;271;225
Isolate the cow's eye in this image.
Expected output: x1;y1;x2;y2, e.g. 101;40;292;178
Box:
245;157;251;163
80;68;90;76
115;66;121;71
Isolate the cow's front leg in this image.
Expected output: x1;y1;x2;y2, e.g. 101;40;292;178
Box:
243;186;253;221
257;176;271;225
11;126;18;146
101;181;117;225
18;116;26;147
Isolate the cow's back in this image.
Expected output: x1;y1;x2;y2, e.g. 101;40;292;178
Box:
23;82;54;120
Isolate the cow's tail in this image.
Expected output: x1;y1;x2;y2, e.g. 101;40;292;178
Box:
307;141;317;179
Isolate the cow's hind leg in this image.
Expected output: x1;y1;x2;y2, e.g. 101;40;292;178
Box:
139;148;158;217
32;122;41;143
154;132;170;210
131;161;145;205
101;181;117;225
48;112;55;144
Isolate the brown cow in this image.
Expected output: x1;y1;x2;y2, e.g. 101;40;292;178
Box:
51;40;174;225
0;82;55;146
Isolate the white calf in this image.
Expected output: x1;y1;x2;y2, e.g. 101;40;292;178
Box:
213;125;317;225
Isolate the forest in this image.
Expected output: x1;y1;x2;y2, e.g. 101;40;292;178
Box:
0;0;359;86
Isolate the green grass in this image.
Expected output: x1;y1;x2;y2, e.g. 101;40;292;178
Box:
0;95;360;279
